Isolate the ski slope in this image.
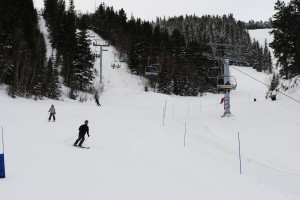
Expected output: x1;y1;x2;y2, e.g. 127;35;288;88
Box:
248;28;276;64
1;28;300;200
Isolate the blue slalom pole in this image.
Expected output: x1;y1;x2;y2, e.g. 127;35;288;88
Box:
184;123;187;147
0;126;5;178
238;132;242;175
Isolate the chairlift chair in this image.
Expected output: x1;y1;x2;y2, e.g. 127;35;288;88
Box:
207;66;222;79
111;61;121;69
111;61;116;68
216;75;237;91
93;53;101;58
145;65;159;76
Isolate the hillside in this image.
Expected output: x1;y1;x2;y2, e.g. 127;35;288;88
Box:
1;29;300;200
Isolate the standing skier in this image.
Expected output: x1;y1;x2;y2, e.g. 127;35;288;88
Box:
48;105;56;122
94;93;101;106
73;120;90;147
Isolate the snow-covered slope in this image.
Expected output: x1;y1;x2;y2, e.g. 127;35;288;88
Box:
248;29;273;46
1;28;300;200
248;28;276;65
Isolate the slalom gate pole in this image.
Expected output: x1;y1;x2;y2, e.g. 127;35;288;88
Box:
163;100;167;126
238;132;242;175
1;126;4;154
184;123;187;147
200;100;203;112
163;107;165;126
173;104;175;117
0;126;5;178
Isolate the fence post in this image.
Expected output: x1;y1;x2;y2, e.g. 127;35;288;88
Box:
0;126;5;178
200;99;202;112
163;100;167;126
184;123;187;147
238;132;242;175
173;104;174;117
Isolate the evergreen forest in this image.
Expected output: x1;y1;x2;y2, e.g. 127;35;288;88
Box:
0;0;299;99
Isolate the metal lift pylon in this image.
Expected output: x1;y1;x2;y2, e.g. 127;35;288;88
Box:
207;43;245;117
93;40;110;84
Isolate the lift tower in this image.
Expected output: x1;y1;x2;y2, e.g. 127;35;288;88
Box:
207;43;245;117
93;40;110;83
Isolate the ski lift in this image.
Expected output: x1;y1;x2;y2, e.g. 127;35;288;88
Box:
145;65;159;76
207;67;222;79
216;75;237;91
144;56;160;76
93;53;101;58
111;61;121;69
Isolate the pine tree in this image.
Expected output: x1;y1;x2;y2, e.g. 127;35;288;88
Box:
73;18;95;91
263;39;272;73
269;72;280;94
45;56;61;99
270;0;300;78
43;0;66;49
61;0;77;87
30;48;47;99
158;59;172;94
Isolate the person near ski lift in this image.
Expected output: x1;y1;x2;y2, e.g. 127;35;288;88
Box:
220;97;225;110
73;120;90;147
94;93;101;106
220;97;225;104
48;105;56;122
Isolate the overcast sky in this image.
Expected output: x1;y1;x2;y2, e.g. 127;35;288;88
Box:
33;0;290;22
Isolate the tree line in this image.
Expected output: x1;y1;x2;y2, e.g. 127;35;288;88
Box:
0;0;53;98
245;19;273;29
86;4;273;95
1;0;297;99
0;0;95;100
43;0;95;99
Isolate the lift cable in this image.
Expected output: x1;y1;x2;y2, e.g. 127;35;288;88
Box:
231;66;300;104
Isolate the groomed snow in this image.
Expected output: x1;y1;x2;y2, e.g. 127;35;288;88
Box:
0;27;300;200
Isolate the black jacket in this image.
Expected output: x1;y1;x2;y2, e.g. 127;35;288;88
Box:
79;124;89;136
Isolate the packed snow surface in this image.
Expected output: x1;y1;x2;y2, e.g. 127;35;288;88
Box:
0;28;300;200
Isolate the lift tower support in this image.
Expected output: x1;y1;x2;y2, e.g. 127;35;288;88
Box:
93;40;110;84
207;43;245;117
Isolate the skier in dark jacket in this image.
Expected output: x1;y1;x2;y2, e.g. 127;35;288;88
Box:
94;93;101;106
73;120;90;147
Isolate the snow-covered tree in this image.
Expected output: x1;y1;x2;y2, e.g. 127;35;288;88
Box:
73;18;95;91
270;0;300;78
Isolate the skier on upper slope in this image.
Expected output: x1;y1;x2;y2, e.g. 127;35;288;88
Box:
94;93;101;106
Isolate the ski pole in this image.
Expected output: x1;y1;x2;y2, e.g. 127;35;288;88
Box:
63;135;78;142
1;126;4;154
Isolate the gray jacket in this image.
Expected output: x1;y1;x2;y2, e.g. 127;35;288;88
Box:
49;107;56;114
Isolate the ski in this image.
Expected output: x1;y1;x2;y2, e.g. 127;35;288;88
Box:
74;145;90;149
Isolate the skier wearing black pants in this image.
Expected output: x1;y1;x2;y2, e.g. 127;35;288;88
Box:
94;93;101;106
48;105;56;122
73;120;90;147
